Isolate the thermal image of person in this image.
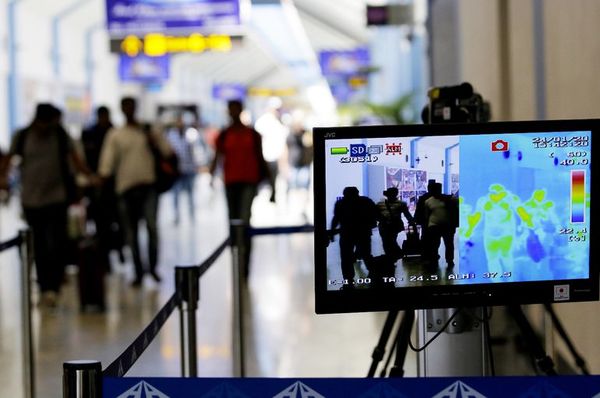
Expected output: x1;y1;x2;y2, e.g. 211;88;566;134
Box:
330;186;378;287
518;188;560;265
458;196;474;266
376;187;415;261
458;196;472;240
464;183;531;276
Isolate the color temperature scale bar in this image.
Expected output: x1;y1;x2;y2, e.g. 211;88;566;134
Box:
570;170;586;223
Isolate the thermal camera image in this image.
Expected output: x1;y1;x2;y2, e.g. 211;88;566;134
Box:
459;132;591;284
323;131;591;291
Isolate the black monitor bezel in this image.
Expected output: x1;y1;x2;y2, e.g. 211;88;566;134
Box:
313;119;599;314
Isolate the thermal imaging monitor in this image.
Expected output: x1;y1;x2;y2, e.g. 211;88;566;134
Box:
313;120;597;313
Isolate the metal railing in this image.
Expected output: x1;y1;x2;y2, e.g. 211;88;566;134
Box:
63;220;313;398
0;229;34;398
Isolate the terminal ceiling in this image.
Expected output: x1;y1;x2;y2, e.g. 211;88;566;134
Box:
20;0;372;92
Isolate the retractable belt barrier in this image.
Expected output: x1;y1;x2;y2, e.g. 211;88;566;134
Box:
63;223;315;398
0;235;21;252
198;237;231;278
101;237;231;379
0;230;35;398
102;293;180;378
250;224;315;236
61;222;600;397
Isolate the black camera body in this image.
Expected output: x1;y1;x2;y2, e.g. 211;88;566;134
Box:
422;82;491;124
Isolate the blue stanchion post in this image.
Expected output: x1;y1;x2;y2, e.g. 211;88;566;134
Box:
176;266;200;377
63;360;102;398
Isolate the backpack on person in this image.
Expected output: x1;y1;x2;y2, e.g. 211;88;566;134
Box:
14;126;79;203
382;200;405;232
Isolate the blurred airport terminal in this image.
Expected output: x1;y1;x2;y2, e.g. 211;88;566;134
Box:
0;0;599;397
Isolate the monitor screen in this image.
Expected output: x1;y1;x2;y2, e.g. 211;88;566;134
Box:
313;120;598;313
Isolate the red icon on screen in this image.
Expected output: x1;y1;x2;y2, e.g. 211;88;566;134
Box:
491;139;509;152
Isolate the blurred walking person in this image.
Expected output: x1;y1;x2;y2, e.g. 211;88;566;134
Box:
210;99;271;278
167;115;198;224
82;106;125;267
255;99;288;203
82;106;112;174
0;104;94;307
98;97;173;286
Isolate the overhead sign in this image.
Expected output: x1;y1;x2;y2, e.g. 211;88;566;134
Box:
114;33;234;56
106;0;241;36
366;4;414;26
212;83;246;101
319;47;370;77
247;87;297;97
119;54;169;82
319;47;370;104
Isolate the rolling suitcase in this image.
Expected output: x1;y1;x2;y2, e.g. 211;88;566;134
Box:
77;238;106;312
366;255;396;287
402;225;422;257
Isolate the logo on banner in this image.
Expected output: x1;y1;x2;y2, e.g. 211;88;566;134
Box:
200;382;250;397
523;381;571;398
432;381;487;398
273;381;325;398
359;383;409;398
117;381;170;398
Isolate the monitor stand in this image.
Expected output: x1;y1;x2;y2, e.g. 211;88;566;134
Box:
416;308;489;376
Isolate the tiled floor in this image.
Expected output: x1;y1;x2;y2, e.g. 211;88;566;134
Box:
0;175;545;398
0;176;400;397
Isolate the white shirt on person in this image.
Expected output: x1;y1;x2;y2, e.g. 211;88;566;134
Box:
425;196;451;227
98;124;172;195
255;112;288;163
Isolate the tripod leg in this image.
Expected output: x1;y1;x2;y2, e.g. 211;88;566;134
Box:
508;305;557;376
544;304;589;375
368;311;399;377
389;310;415;378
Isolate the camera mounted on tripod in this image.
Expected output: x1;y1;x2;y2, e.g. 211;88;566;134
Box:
422;82;491;124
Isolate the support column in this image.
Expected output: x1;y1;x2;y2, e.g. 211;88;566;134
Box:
7;0;21;137
52;0;94;79
84;24;101;110
532;0;546;120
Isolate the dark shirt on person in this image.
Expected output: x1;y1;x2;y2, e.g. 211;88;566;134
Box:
332;196;378;235
82;123;111;172
9;127;73;208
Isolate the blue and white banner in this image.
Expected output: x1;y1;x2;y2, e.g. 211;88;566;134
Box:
212;83;246;101
106;0;241;36
104;376;600;397
318;47;370;104
319;47;370;77
119;54;170;82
